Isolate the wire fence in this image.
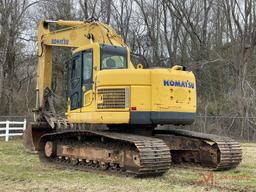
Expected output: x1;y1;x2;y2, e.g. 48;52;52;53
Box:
162;116;256;142
0;115;255;142
191;116;256;142
0;116;33;122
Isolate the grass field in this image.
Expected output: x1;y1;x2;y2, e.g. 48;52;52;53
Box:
0;139;255;192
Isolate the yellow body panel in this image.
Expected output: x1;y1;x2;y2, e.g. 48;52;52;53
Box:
68;111;129;124
67;67;196;124
130;86;151;111
96;69;150;86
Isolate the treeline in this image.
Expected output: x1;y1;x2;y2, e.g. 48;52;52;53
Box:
0;0;256;140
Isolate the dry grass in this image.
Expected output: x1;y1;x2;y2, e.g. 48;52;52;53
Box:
0;139;255;192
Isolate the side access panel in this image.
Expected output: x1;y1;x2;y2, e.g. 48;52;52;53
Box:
150;69;196;125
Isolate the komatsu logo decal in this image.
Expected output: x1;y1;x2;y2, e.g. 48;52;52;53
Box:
51;39;69;45
163;80;195;89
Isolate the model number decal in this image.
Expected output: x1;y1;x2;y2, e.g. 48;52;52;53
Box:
51;39;69;45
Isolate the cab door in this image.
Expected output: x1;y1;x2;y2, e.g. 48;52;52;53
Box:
70;54;82;110
82;49;93;107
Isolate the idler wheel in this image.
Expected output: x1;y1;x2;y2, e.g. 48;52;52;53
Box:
44;141;55;157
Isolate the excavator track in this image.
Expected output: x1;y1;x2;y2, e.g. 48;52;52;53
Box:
154;129;242;170
38;130;171;177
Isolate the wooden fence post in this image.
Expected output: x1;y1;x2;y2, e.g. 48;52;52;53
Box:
23;119;26;131
5;120;9;142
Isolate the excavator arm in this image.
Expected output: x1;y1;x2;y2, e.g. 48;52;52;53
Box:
36;19;127;112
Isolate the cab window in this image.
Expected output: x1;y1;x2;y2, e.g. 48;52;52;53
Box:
71;55;81;89
71;56;81;79
101;45;127;70
101;54;126;70
83;50;93;82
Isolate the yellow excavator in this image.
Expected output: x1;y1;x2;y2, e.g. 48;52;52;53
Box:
23;19;242;176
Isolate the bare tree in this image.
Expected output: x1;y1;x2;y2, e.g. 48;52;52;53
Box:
0;0;38;114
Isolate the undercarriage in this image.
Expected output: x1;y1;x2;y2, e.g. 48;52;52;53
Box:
154;129;242;170
38;130;171;177
24;123;242;177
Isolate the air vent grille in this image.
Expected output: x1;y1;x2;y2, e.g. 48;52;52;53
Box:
97;88;128;109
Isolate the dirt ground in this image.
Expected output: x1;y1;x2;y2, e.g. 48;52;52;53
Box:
0;139;255;192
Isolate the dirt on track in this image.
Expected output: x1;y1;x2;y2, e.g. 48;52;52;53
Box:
0;139;255;192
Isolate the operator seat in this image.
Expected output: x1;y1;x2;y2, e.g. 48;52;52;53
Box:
106;58;116;69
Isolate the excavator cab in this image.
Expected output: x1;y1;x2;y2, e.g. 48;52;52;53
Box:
68;44;129;111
